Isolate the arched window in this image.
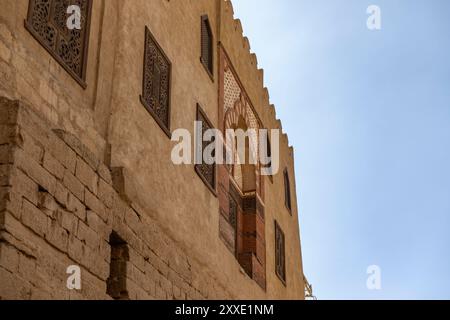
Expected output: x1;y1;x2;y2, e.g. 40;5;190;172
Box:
231;115;257;194
218;60;266;290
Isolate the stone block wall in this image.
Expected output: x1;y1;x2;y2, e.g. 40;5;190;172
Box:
0;97;232;300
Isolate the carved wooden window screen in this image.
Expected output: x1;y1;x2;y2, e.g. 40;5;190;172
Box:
140;26;172;137
195;104;216;194
25;0;93;88
275;220;286;283
200;15;213;76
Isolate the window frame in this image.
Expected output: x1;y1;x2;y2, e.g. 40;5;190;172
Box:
200;15;214;80
194;103;217;196
283;168;292;214
274;220;287;285
107;231;130;300
24;0;93;89
264;132;274;183
140;26;172;139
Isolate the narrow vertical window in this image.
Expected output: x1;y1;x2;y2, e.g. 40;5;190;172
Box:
140;26;172;138
25;0;93;88
275;220;286;284
195;104;216;194
200;15;213;77
284;169;292;212
107;232;129;300
264;134;273;181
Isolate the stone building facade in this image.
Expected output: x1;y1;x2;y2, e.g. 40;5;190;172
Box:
0;0;305;299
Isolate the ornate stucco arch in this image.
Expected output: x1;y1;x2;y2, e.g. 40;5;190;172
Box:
224;93;261;195
224;93;251;130
218;49;266;290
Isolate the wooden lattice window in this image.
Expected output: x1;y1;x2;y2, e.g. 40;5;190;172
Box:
195;104;216;194
275;220;286;284
25;0;93;88
140;26;172;138
284;169;292;213
200;15;213;77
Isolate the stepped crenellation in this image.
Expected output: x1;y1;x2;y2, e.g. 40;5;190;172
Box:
222;0;294;152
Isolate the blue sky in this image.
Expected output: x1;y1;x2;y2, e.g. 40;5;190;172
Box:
232;0;450;300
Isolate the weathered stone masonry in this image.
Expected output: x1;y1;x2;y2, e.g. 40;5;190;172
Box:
0;98;231;299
